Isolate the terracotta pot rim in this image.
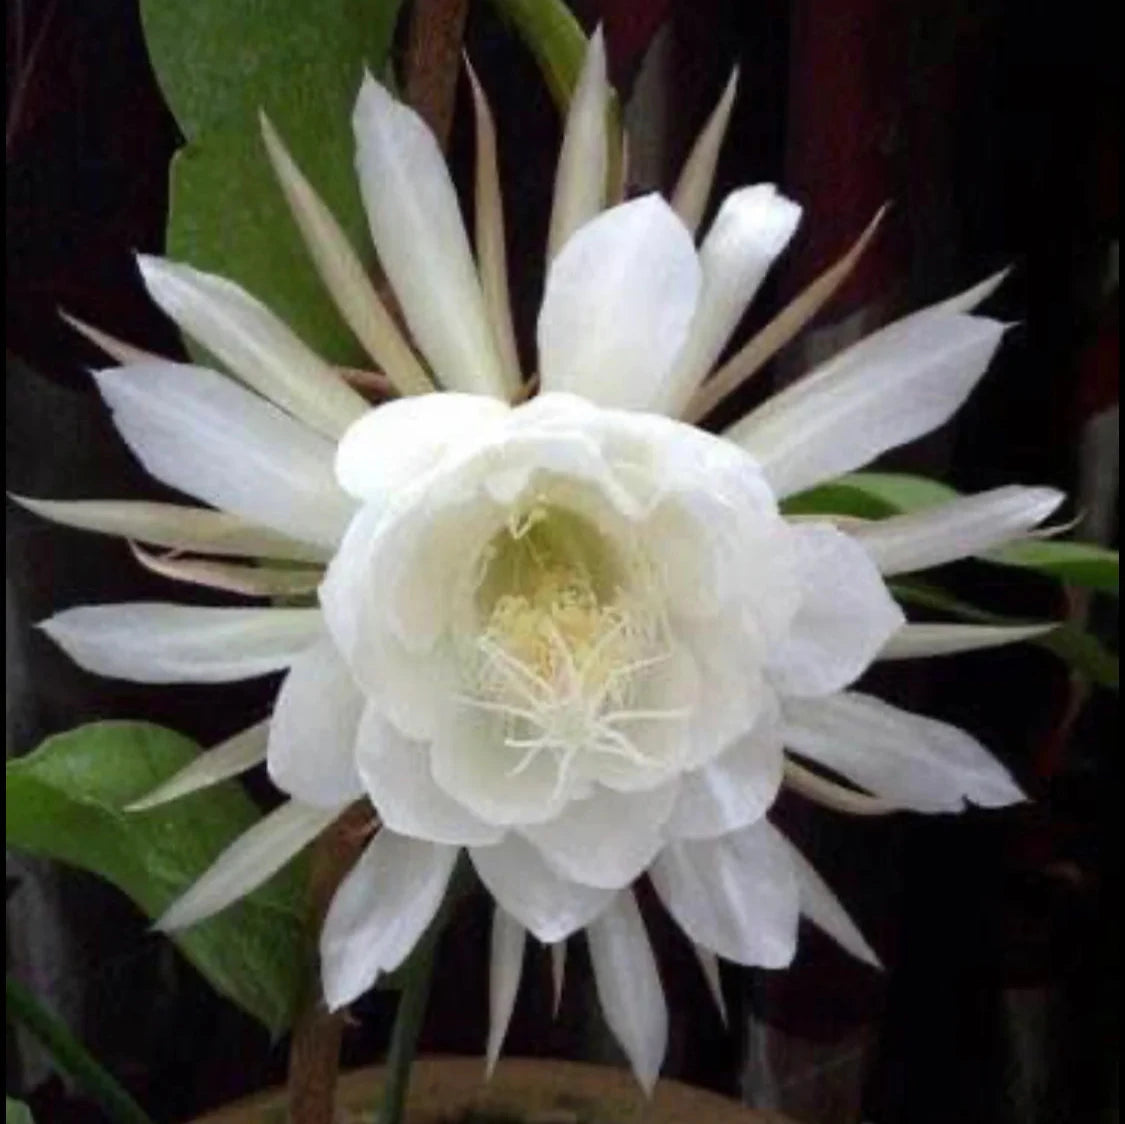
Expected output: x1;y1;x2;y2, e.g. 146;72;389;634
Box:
189;1054;796;1123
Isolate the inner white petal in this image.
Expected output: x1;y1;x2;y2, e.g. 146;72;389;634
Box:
327;401;790;831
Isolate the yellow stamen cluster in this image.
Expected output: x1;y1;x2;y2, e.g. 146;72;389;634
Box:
457;500;683;795
481;565;633;704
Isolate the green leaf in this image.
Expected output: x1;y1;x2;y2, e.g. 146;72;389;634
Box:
7;977;155;1124
785;471;1119;597
484;0;588;109
985;539;1120;596
891;581;1119;691
6;722;307;1034
782;471;959;519
6;1100;34;1124
484;0;622;190
1036;625;1121;691
139;0;406;361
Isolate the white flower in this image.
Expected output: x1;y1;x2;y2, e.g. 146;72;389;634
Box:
26;33;1064;1093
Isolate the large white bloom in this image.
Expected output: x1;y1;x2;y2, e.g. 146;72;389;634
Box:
27;36;1063;1092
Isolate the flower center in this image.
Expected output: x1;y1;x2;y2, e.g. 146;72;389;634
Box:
455;501;686;796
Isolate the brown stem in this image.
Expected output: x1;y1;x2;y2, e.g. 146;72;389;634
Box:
286;804;376;1124
404;0;471;150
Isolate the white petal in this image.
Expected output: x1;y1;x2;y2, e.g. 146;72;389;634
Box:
478;424;640;518
729;309;1007;498
664;721;784;841
319;500;427;681
466;61;522;393
538;194;702;412
671;68;739;236
320;831;458;1010
94;363;354;550
429;702;571;828
267;638;365;807
486;907;526;1076
328;462;502;659
546;27;609;261
659;184;801;414
739;276;1003;422
158;799;339;931
851;486;1065;574
334;393;509;502
127;721;269;811
11;496;329;562
677;629;772;775
766;523;904;697
587;892;667;1094
40;604;322;683
782;691;1026;812
353;76;506;397
136;256;366;439
649;820;799;968
879;621;1056;660
767;824;880;967
258;112;434;398
321;495;495;739
520;783;678;889
339;616;463;748
355;707;505;846
691;944;728;1024
326;393;663;712
471;835;613;943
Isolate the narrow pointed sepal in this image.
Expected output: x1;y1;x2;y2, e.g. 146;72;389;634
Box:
767;824;881;968
587;892;668;1095
127;721;269;811
136;255;368;439
549;940;566;1019
690;943;728;1025
851;485;1065;575
546;27;610;261
671;67;739;237
129;542;321;598
879;621;1057;660
11;496;329;563
486;907;526;1076
60;310;161;365
259;111;434;397
688;205;887;422
157;800;340;931
465;60;522;397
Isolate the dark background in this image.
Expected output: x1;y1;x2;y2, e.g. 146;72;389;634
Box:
6;1;1119;1121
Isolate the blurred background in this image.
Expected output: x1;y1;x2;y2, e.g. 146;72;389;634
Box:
6;0;1119;1121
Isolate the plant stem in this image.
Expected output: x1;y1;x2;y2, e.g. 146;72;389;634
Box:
287;805;374;1124
287;988;346;1124
5;975;155;1124
378;927;439;1124
404;0;471;149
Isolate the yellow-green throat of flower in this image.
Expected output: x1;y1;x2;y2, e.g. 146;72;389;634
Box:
458;501;684;793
